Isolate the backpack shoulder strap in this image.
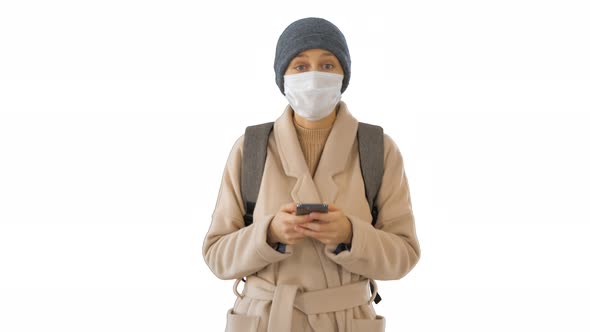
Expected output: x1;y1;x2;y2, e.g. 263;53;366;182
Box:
357;122;384;227
241;122;274;227
358;122;385;304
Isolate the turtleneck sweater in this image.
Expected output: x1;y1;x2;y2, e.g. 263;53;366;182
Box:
293;121;333;177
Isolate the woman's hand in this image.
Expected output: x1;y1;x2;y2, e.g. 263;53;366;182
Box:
267;203;313;245
294;204;352;245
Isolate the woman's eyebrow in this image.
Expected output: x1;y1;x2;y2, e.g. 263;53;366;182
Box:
320;52;335;57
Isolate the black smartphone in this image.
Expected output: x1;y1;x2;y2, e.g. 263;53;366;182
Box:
296;203;329;216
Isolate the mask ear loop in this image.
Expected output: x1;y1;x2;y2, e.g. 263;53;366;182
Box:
233;278;245;299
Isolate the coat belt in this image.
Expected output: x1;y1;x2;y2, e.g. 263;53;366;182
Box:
233;276;376;332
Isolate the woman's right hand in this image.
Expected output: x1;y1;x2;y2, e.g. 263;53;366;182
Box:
267;203;312;246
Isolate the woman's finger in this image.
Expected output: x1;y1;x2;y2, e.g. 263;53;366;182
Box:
290;214;313;225
295;225;321;238
327;204;339;212
298;222;323;232
309;211;335;222
280;202;297;213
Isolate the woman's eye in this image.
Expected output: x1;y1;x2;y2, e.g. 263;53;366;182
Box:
295;65;307;71
323;64;335;70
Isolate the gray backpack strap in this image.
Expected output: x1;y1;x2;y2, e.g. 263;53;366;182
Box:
358;122;385;304
241;122;274;227
357;122;384;227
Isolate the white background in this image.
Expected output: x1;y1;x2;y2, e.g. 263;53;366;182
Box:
1;0;589;331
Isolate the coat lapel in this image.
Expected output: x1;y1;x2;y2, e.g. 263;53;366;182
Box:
273;106;322;203
313;102;359;204
273;102;359;205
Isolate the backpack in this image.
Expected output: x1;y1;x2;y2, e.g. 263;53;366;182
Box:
239;121;384;303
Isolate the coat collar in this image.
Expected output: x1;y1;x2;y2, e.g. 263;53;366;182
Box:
273;101;359;204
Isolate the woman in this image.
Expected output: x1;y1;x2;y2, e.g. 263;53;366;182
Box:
203;17;420;332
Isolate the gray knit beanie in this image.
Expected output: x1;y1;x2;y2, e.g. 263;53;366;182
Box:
274;17;351;95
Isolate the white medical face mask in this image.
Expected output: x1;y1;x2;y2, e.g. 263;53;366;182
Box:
283;71;343;121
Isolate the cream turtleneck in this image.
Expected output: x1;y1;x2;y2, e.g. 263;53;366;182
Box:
293;121;333;176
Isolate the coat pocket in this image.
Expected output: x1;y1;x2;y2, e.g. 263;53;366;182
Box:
225;309;260;332
352;315;386;332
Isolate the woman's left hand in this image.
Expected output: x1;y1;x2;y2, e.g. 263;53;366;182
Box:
294;204;352;245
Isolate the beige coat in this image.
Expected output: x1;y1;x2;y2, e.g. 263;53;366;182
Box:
203;102;420;332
